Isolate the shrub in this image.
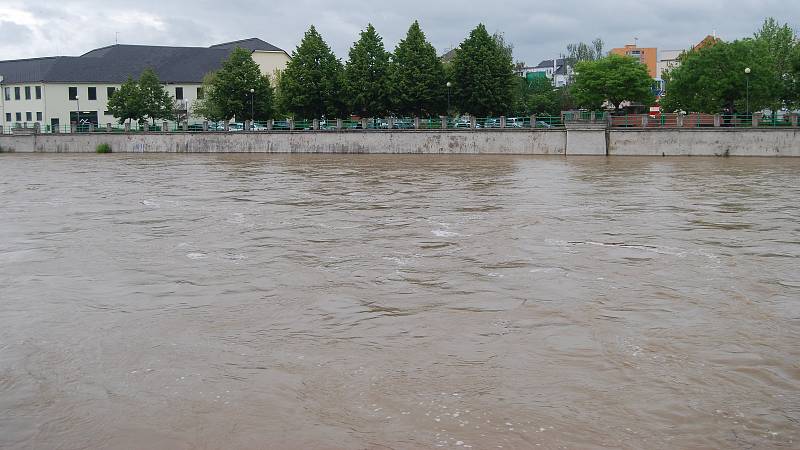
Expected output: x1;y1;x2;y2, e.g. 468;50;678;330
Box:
96;143;112;153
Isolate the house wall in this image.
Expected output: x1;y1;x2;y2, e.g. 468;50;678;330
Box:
1;81;204;131
611;45;658;78
251;51;291;80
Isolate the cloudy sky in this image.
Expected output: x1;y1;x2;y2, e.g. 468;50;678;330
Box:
1;1;797;65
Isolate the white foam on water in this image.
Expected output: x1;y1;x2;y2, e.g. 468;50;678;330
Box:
140;200;159;207
432;229;460;237
186;252;207;260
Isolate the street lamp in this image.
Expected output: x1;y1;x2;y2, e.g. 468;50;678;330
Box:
75;94;80;130
250;88;255;122
446;82;452;116
744;67;751;116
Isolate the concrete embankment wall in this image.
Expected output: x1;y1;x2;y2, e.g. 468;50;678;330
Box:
608;129;800;157
0;130;566;155
1;128;798;156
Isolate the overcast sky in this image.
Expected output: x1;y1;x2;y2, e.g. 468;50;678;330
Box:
1;1;797;65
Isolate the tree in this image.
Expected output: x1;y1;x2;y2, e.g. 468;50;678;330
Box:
279;25;345;118
107;76;145;125
571;54;655;110
791;44;800;106
661;39;777;113
390;21;447;117
138;68;175;124
192;72;226;122
344;24;391;117
195;47;273;122
566;38;604;66
754;17;798;110
511;75;568;116
452;24;516;116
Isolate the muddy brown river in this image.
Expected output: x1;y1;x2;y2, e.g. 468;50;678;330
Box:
0;154;798;449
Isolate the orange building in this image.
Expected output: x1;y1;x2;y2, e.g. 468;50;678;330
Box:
611;44;658;78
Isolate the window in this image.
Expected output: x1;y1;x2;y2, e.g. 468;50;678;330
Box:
14;87;20;100
26;112;32;121
35;86;42;99
15;112;21;122
3;87;9;101
5;113;10;122
175;87;183;100
197;87;204;100
24;86;31;100
36;112;42;121
68;87;77;100
107;87;116;98
88;87;97;100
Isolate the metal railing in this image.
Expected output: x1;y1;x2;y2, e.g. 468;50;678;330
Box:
2;112;796;135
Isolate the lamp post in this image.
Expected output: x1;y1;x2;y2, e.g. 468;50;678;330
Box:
75;94;80;131
250;88;255;122
446;82;452;116
744;67;751;116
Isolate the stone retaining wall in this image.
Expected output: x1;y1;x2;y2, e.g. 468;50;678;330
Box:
1;128;798;156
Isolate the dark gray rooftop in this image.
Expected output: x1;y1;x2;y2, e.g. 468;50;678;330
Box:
534;59;569;75
209;38;285;53
0;38;286;84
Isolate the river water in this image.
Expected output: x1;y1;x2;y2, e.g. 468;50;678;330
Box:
0;154;798;449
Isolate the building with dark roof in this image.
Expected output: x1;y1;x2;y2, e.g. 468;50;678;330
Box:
515;58;573;87
0;38;289;130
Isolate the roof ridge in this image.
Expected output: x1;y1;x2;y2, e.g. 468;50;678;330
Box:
210;37;261;47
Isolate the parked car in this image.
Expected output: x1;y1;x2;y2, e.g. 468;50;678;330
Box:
483;118;501;128
272;120;291;130
535;120;553;128
392;119;415;129
506;117;524;128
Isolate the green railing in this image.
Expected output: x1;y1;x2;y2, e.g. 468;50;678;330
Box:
3;113;795;135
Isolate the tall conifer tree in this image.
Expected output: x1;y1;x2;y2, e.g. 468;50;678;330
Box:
452;24;515;116
279;26;345;118
391;21;447;117
345;24;391;117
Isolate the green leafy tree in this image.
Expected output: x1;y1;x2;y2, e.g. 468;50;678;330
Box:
754;17;798;110
196;48;273;122
192;72;226;122
452;24;515;116
661;39;777;113
107;76;145;125
344;24;391;117
566;38;605;66
138;68;175;124
514;77;561;116
571;54;655;110
279;25;345;118
791;44;800;106
391;21;447;117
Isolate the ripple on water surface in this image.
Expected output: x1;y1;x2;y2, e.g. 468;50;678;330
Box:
0;154;798;450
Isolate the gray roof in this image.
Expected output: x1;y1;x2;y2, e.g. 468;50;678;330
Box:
210;38;284;52
0;38;286;84
534;58;569;75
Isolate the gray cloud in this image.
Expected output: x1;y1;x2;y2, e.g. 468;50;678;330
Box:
1;0;797;65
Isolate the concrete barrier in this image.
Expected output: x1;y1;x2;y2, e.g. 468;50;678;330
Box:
1;128;798;156
608;128;800;157
0;130;566;155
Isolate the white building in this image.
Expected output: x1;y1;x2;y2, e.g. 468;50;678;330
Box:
0;38;290;131
516;58;573;87
657;50;682;79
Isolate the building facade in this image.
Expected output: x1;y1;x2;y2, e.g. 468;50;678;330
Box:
610;44;658;78
0;38;290;131
515;58;573;87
